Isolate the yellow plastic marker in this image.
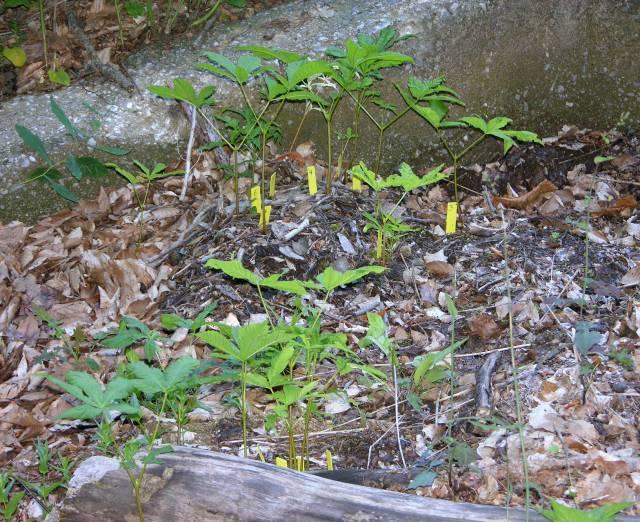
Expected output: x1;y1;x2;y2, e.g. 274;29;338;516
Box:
325;449;334;471
275;457;288;468
269;172;277;197
352;174;362;192
259;205;272;227
307;165;317;195
296;456;303;472
445;202;458;234
250;186;261;213
376;229;383;259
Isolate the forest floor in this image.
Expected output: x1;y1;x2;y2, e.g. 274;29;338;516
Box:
1;125;639;519
0;0;286;99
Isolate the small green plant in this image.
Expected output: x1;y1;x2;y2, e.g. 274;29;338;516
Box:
198;321;295;457
44;356;202;521
541;499;633;522
160;302;218;333
34;438;50;476
107;160;183;244
95;315;170;361
0;472;23;522
359;312;407;468
147;78;215;200
350;161;445;263
17;97;128;203
609;348;634;370
399;76;542;211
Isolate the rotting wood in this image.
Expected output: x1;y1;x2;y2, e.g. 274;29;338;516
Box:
475;350;502;417
46;446;567;522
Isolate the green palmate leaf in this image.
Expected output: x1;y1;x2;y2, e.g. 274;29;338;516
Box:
2;46;27;67
15;125;51;164
285;59;333;87
348;161;384;191
205;259;261;285
245;372;269;388
49;180;79;203
541;499;633;522
460;115;488;132
238;45;304;64
48;68;71;86
267;345;295;382
407;470;437;489
198;330;238;358
66;156;109;180
384;163;446;191
316;265;386;293
260;274;308;296
359;312;394;358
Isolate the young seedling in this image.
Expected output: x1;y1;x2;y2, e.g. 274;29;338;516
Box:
359;312;406;468
198;321;295;457
107;160;183;244
95;315;170;361
0;472;23;522
147;78;216;200
350;161;445;263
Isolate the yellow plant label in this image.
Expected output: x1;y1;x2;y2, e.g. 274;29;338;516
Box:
259;205;272;227
250;186;261;213
445;202;458;234
352;175;362;192
376;229;383;259
325;449;334;471
275;457;288;468
296;456;303;471
307;166;317;195
269;172;276;197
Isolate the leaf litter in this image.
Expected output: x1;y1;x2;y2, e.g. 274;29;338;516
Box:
0;126;639;517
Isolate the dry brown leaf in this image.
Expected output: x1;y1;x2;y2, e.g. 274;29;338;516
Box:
424;261;454;278
467;313;501;341
620;265;640;287
591;195;637;217
493;179;558;210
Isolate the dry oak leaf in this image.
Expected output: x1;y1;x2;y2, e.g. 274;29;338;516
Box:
493;179;558;210
591;195;637;217
620;265;640;287
467;313;502;341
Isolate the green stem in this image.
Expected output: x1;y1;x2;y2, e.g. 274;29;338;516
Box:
241;361;248;457
191;0;222;27
114;0;125;48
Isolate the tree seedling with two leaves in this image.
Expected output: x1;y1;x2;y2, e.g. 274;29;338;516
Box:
350;161;446;263
324;27;414;178
398;76;542;213
197;321;295;457
147;78;215;200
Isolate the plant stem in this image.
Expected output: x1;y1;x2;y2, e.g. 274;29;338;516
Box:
241;361;248;457
180;104;197;201
289;102;311;151
114;0;125;48
501;210;530;518
191;0;222;27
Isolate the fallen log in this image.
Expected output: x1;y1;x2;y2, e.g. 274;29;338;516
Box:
45;446;634;522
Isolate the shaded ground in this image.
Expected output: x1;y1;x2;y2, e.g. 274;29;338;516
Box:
0;0;287;99
0;126;639;518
